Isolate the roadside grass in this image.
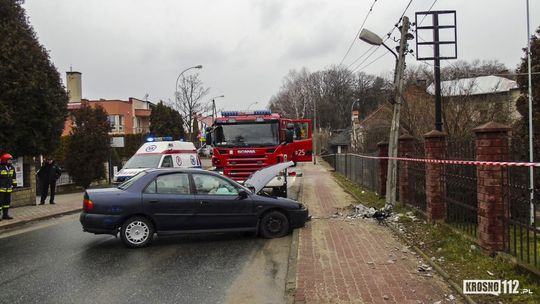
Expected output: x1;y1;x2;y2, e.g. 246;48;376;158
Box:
332;172;540;304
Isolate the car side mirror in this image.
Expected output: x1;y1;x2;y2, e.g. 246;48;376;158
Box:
238;189;249;199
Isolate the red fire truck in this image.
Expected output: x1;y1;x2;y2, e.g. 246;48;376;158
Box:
208;110;312;197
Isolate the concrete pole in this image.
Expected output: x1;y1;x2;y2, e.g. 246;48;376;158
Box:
385;16;410;209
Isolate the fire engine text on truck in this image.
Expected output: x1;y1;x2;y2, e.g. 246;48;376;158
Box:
207;110;312;197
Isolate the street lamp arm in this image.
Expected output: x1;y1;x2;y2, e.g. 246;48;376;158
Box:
382;43;398;61
175;65;203;97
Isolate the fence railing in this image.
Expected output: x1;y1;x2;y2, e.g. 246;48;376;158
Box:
322;153;379;193
322;148;539;271
445;139;478;237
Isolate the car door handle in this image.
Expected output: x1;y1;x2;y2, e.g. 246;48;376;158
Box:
149;200;159;204
200;201;210;205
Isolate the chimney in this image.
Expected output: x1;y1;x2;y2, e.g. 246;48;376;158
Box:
66;71;82;103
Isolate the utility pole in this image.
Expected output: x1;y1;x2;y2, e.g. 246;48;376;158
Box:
385;16;410;209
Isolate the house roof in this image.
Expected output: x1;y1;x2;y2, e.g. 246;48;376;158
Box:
359;104;392;127
426;75;518;97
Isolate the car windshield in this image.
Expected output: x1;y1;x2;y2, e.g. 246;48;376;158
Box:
123;155;162;169
215;122;279;147
118;171;148;190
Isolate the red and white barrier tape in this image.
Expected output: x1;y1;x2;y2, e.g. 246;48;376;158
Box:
339;154;540;168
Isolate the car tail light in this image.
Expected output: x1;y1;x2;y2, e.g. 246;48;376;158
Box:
83;198;94;211
288;171;297;176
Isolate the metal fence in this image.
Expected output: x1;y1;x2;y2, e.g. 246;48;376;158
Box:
322;154;379;193
406;142;427;211
444;139;478;237
503;138;540;268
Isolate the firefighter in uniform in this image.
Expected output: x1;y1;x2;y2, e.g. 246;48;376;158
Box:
0;153;16;220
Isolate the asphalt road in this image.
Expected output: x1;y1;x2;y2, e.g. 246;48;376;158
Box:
0;216;280;304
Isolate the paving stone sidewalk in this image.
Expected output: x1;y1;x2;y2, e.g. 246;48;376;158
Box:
294;161;460;304
0;192;84;230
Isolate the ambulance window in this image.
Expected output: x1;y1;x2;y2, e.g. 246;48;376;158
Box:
161;155;173;168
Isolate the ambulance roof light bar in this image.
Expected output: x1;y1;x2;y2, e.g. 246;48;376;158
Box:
146;136;174;142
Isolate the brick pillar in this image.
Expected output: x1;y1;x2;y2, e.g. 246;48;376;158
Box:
424;130;446;223
378;141;388;197
474;122;511;253
398;134;415;205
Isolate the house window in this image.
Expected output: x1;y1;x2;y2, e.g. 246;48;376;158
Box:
108;115;125;132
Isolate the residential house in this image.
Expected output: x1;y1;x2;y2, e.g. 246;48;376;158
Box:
62;71;153;136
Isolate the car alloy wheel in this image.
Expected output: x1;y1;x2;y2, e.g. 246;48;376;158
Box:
260;211;289;238
125;221;149;244
121;216;154;248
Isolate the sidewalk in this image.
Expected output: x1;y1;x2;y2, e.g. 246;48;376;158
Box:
0;192;84;230
294;161;459;304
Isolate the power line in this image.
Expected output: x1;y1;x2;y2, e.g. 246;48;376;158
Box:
385;0;414;41
346;46;376;69
353;51;389;73
339;0;380;66
348;46;378;70
350;1;414;73
416;0;440;28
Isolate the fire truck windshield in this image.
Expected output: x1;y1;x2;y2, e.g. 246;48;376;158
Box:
215;122;280;147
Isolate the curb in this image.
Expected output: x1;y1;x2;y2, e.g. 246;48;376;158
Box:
286;228;300;304
331;175;477;304
0;208;82;232
285;163;305;304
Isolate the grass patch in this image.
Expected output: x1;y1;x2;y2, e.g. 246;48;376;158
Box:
332;171;540;304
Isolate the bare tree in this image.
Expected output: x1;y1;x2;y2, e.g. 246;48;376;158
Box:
175;73;210;137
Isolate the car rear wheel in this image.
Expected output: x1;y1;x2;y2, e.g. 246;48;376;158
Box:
120;216;154;248
259;211;289;238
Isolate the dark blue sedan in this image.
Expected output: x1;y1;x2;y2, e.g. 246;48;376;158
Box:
80;167;309;248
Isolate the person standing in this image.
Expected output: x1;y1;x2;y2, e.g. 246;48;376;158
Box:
0;153;17;220
37;157;61;205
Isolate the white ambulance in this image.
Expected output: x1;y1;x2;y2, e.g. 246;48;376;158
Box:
113;138;201;184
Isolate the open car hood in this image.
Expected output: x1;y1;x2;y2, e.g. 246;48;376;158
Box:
244;161;295;194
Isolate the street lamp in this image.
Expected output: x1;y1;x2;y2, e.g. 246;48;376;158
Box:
358;19;410;210
247;101;259;110
175;65;203;104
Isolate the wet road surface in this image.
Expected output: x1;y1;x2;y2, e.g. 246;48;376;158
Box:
0;215;280;304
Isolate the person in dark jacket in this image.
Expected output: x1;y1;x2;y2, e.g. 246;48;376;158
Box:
0;153;17;220
37;157;62;205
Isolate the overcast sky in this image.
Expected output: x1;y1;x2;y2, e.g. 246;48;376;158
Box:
23;0;540;111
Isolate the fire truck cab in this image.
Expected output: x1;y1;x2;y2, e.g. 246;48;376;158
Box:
208;110;312;197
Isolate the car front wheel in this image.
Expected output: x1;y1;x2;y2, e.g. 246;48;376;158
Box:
259;211;290;238
120;216;154;248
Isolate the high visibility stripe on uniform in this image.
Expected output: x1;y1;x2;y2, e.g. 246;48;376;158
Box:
0;170;7;175
2;205;9;208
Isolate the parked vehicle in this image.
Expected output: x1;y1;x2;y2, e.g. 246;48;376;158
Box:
113;137;201;184
80;162;310;248
207;109;312;197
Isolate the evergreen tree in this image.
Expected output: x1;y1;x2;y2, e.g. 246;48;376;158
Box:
0;0;68;156
65;103;110;188
515;26;540;161
149;101;185;139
